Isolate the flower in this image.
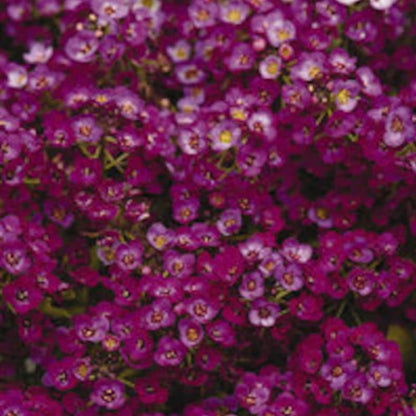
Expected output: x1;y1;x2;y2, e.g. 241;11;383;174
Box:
91;379;125;409
154;336;187;367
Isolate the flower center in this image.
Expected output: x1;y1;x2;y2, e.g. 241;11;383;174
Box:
219;130;232;143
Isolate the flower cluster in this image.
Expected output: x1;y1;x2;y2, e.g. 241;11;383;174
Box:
1;0;416;415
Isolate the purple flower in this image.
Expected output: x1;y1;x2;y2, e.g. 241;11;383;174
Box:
266;18;296;47
147;223;175;251
73;314;109;343
1;242;30;274
239;271;265;300
43;358;78;391
219;1;249;25
213;246;245;285
291;52;326;82
154;336;186;367
172;198;200;224
332;80;360;112
328;48;356;75
188;0;218;28
342;373;373;404
347;268;375;296
217;208;242;236
384;106;415;148
186;297;219;324
273;392;308;416
225;43;256;72
44;200;74;228
91;379;125;410
239;235;269;263
321;358;356;390
209;120;241;152
141;299;175;331
91;0;129;20
281;238;312;264
367;364;392;388
23;42;53;64
178;127;207;155
206;320;236;347
192;223;220;247
274;264;304;291
120;328;154;365
115;242;143;271
176;63;206;85
2;276;42;314
65;31;99;63
167;40;192;63
247;111;277;141
5;63;28;89
235;373;271;414
248;299;280;327
356;66;383;97
178;318;204;348
114;88;144;120
164;250;195;278
259;55;282;79
72;116;103;143
289;293;323;321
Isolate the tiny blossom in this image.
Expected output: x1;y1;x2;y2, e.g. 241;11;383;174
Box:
147;223;175;251
65;31;100;63
23;42;53;64
332;80;360;112
209;120;241;151
259;55;282;79
91;0;130;20
115;242;143;271
249;299;280;327
266;18;296;47
217;208;242;236
226;43;256;72
91;379;125;410
154;336;187;367
219;1;250;25
5;64;28;89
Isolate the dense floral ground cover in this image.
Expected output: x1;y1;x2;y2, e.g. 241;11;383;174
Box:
1;0;416;415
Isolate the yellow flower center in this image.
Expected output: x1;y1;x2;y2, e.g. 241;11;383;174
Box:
227;9;241;23
219;130;232;143
231;108;247;120
337;89;350;105
277;29;290;42
266;61;279;75
175;48;187;59
308;66;321;79
154;235;166;249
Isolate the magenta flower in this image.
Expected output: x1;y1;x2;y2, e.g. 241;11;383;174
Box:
65;31;99;63
275;264;304;292
347;268;375;296
147;223;175;251
115;242;143;271
1;243;30;274
248;299;280;327
239;271;265;300
73;314;109;343
2;276;42;314
91;379;125;410
178;318;204;348
154;336;186;367
209;120;241;152
217;208;242;236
